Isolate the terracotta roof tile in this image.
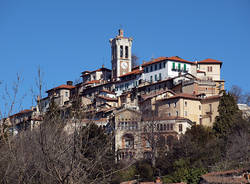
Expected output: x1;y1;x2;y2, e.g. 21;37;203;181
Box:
10;109;34;118
119;69;143;78
47;84;75;92
167;56;194;64
197;58;223;65
142;56;194;67
142;57;168;67
85;80;101;85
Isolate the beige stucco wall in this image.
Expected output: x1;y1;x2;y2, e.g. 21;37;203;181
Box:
201;99;219;127
198;64;221;80
180;99;202;124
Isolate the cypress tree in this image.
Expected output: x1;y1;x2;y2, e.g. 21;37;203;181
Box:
213;91;243;139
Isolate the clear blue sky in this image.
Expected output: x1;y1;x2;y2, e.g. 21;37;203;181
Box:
0;0;250;113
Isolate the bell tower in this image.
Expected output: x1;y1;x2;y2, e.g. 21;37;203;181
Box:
110;29;133;80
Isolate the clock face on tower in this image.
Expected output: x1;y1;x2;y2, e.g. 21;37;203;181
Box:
121;62;128;69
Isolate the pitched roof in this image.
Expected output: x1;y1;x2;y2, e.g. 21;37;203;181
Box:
85;80;101;85
119;69;143;78
142;57;168;67
141;90;175;101
10;109;34;118
164;93;199;101
201;169;249;183
100;89;116;94
97;95;118;102
141;56;194;67
167;56;194;64
46;84;75;92
197;58;223;65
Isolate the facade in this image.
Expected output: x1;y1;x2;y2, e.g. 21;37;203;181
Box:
5;29;226;161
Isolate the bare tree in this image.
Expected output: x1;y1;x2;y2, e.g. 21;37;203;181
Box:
132;54;139;68
140;110;171;168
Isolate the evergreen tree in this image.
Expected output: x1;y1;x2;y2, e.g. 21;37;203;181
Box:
213;91;244;139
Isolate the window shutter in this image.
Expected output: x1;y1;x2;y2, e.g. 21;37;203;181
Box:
178;63;181;70
172;62;175;70
184;64;186;71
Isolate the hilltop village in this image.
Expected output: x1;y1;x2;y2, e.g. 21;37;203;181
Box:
6;29;225;160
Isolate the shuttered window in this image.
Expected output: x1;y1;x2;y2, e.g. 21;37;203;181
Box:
184;64;186;71
172;62;175;70
178;63;181;70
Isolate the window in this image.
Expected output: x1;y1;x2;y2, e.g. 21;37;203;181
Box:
172;62;175;70
124;135;134;148
209;116;212;123
185;101;187;107
159;63;162;69
184;64;187;71
150;76;153;82
155;74;157;81
157;124;160;131
125;46;128;58
163;62;166;68
163;124;166;130
178;63;181;70
167;124;169;130
207;66;212;72
170;124;173;130
150;66;153;72
176;111;179;117
184;111;187;116
159;73;162;80
65;91;69;97
179;124;183;132
174;102;176;108
168;112;171;116
155;64;157;70
160;124;163;131
167;103;170;108
120;46;123;58
209;104;212;112
199;105;201;110
145;67;148;73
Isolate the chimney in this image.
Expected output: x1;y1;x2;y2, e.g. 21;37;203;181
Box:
102;64;104;68
118;29;124;37
67;81;73;86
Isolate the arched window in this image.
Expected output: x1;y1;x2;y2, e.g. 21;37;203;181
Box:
163;124;166;131
160;124;163;131
123;134;134;149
